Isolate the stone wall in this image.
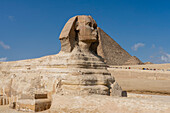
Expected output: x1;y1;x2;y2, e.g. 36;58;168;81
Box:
108;68;170;94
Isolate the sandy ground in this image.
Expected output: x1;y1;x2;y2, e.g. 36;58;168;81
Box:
0;93;170;113
108;67;170;95
49;93;170;113
0;105;49;113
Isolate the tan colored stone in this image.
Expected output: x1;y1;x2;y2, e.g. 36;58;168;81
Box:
97;28;143;65
56;15;119;96
0;15;124;112
50;94;170;113
125;56;143;65
110;82;123;97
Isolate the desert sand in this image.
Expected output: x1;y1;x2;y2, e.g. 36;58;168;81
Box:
0;93;170;113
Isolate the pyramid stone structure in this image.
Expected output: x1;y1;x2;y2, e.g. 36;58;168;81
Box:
97;28;143;65
124;56;143;65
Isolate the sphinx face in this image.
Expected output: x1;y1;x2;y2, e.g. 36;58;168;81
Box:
59;15;98;52
76;16;97;42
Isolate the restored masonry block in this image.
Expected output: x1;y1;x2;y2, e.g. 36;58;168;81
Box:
16;94;51;112
16;99;51;112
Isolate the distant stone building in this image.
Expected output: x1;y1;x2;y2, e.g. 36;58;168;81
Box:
97;28;143;65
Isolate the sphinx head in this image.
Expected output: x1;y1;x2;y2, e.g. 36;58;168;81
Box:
76;15;97;42
59;15;98;53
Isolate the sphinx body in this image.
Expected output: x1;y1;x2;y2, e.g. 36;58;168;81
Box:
0;15;123;112
0;15;123;97
57;15;120;95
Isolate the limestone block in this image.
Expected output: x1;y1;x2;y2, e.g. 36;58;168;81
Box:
110;82;123;97
16;99;51;112
60;85;109;95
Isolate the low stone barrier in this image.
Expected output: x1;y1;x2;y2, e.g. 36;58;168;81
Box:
108;68;170;95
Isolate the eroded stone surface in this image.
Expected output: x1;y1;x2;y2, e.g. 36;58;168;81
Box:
57;15;120;96
50;94;170;113
0;15;124;112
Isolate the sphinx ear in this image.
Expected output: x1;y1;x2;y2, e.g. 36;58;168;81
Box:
59;16;77;40
59;16;78;52
75;21;79;31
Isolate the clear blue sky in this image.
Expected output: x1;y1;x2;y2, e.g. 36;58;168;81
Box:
0;0;170;63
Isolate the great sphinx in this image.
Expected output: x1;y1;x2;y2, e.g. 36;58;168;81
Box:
0;15;124;112
56;15;123;96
